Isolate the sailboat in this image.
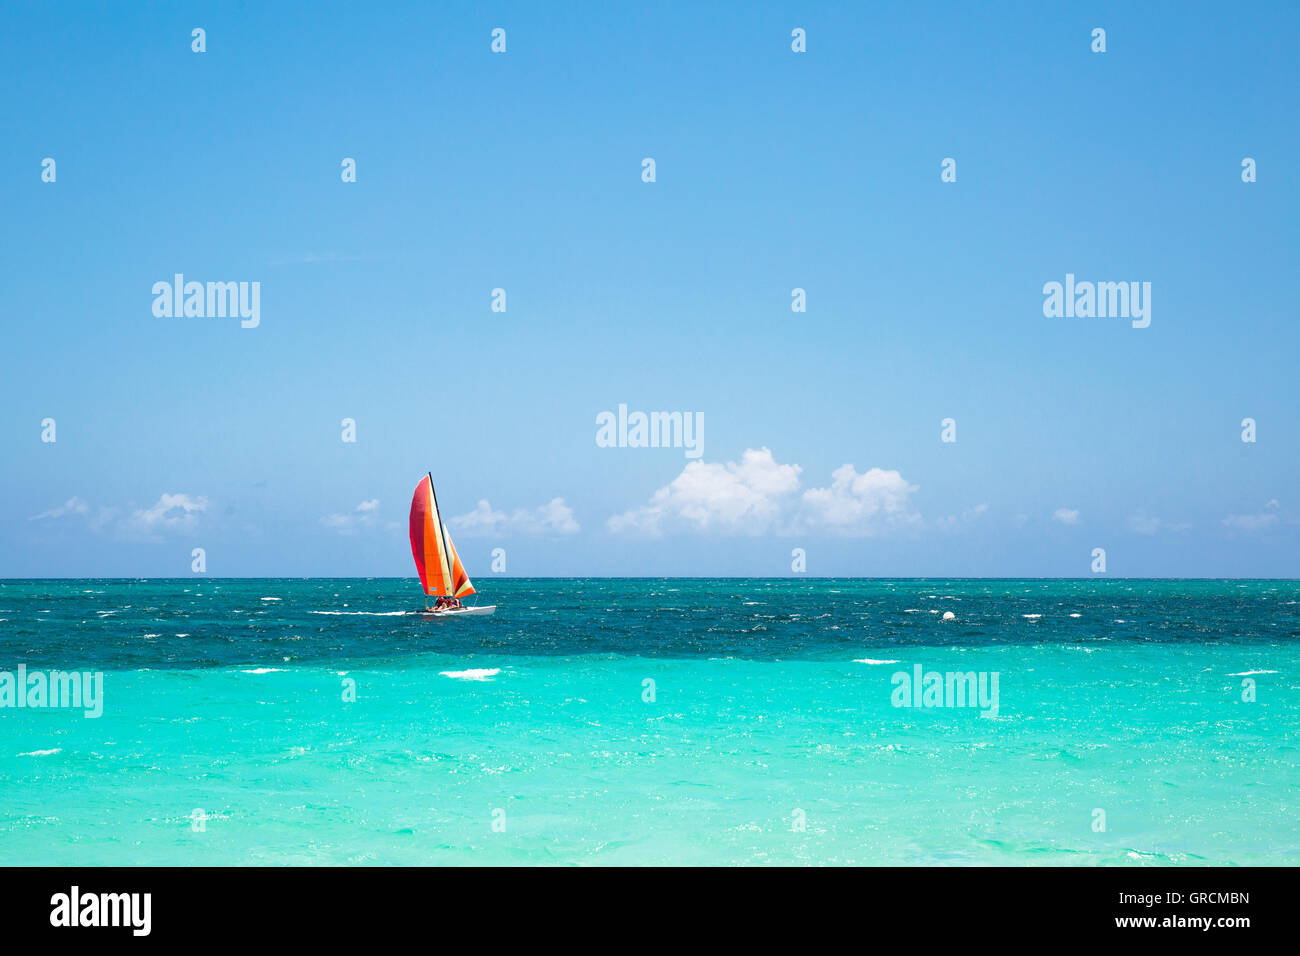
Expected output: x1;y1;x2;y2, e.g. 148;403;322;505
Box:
409;473;496;616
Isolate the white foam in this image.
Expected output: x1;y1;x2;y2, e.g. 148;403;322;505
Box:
1022;614;1042;619
240;667;287;674
1069;613;1082;618
854;658;901;665
440;668;500;681
18;748;61;757
260;597;281;601
310;610;411;616
1229;669;1277;676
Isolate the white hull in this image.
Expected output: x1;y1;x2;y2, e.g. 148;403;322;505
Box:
424;605;496;617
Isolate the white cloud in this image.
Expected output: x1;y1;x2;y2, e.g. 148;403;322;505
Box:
799;464;921;536
606;447;921;538
607;447;802;536
322;499;380;534
29;497;90;520
33;494;203;541
1128;510;1190;535
936;503;990;532
1052;508;1081;525
1222;512;1279;533
121;493;208;541
1222;500;1283;533
450;497;580;537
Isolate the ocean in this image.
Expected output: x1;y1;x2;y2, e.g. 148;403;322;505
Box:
1;578;1296;866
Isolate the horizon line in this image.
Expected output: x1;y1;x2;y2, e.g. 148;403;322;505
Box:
2;576;1298;583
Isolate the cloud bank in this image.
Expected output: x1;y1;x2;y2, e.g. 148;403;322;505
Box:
606;447;922;537
32;493;206;541
322;499;380;533
450;498;579;537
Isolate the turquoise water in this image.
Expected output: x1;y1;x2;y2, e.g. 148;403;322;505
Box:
1;578;1296;865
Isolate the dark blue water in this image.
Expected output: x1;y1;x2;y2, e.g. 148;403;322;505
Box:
2;578;1296;669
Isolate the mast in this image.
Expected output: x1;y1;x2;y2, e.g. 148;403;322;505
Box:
427;472;453;596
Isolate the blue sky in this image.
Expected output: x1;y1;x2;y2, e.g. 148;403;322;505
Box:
2;1;1297;578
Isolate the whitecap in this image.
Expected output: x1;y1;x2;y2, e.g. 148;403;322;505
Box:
18;748;61;757
310;610;410;616
854;658;901;665
1022;614;1042;619
1229;669;1278;676
440;668;500;681
260;597;281;601
240;667;286;674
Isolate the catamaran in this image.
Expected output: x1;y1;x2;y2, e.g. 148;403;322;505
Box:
408;473;496;616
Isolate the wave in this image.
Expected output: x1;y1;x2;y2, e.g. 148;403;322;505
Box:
440;668;500;681
309;610;412;617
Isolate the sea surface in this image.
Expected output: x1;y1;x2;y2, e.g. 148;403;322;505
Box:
0;578;1296;866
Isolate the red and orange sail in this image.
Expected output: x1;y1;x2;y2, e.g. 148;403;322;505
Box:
409;473;475;598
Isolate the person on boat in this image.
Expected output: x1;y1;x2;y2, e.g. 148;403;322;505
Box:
433;596;448;610
447;597;463;609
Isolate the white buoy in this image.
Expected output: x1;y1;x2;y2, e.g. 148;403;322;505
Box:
942;611;956;621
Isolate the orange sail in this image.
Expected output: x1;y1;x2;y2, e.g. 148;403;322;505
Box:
409;473;476;598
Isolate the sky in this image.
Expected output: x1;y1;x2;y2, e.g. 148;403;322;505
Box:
2;1;1297;578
